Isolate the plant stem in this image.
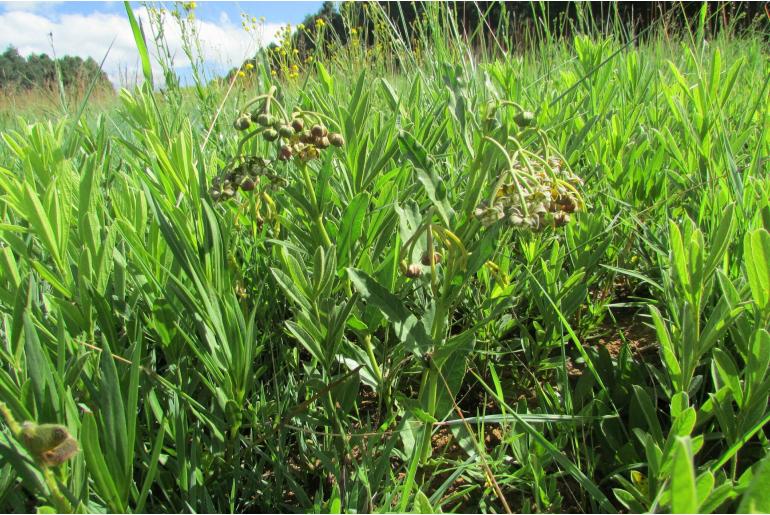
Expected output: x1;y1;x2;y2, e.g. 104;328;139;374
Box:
363;334;383;385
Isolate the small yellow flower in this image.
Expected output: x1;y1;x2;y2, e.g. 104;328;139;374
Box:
297;23;305;30
238;71;246;78
350;28;357;35
291;64;299;72
245;63;254;70
315;18;325;27
251;16;256;23
271;69;277;76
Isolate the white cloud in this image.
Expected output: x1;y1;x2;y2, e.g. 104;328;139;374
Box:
0;6;285;87
0;2;65;14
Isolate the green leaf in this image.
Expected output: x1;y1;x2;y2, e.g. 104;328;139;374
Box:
124;1;153;86
337;193;368;268
347;268;433;355
738;455;770;513
712;348;743;406
744;229;770;313
81;414;123;513
671;437;697;514
412;489;434;514
316;62;333;95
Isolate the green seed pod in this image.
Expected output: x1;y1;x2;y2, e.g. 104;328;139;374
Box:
20;422;78;467
233;115;251;131
514;111;535;128
256;113;273;127
329;133;345;147
278;125;294;138
291;118;304;133
263;128;279;142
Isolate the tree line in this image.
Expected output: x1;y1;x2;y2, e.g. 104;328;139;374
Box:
0;46;112;92
233;1;765;77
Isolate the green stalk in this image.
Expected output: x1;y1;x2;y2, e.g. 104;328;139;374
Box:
418;297;449;464
363;334;383;385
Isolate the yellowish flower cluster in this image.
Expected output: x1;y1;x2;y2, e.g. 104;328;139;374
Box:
241;13;265;33
474;157;583;230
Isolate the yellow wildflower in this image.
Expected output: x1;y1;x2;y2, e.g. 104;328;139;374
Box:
245;63;254;70
238;71;246;78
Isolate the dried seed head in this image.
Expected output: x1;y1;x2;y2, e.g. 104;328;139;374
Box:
318;136;330;149
421;251;442;266
278;145;293;161
240;176;256;191
310;124;325;138
291;118;305;133
405;263;423;278
553;211;570;227
329;133;345;147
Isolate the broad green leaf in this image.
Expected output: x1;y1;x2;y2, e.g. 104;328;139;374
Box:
744;229;770;313
670;437;697;514
412;489;434;514
347;268;433;355
737;455;770;513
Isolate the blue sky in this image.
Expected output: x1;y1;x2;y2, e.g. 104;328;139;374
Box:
0;1;325;24
0;1;327;85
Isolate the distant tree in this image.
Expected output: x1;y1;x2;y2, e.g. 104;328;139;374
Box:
0;45;112;91
223;1;768;82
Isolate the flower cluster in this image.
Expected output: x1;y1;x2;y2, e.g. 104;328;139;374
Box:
211;95;345;203
474;157;583;230
275;119;344;164
208;157;286;202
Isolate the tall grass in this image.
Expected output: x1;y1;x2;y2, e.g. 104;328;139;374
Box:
0;2;768;513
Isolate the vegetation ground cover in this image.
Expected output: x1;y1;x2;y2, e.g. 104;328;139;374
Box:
0;2;769;513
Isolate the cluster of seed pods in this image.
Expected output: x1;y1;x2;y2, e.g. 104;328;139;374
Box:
474;157;583;230
208;156;285;202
